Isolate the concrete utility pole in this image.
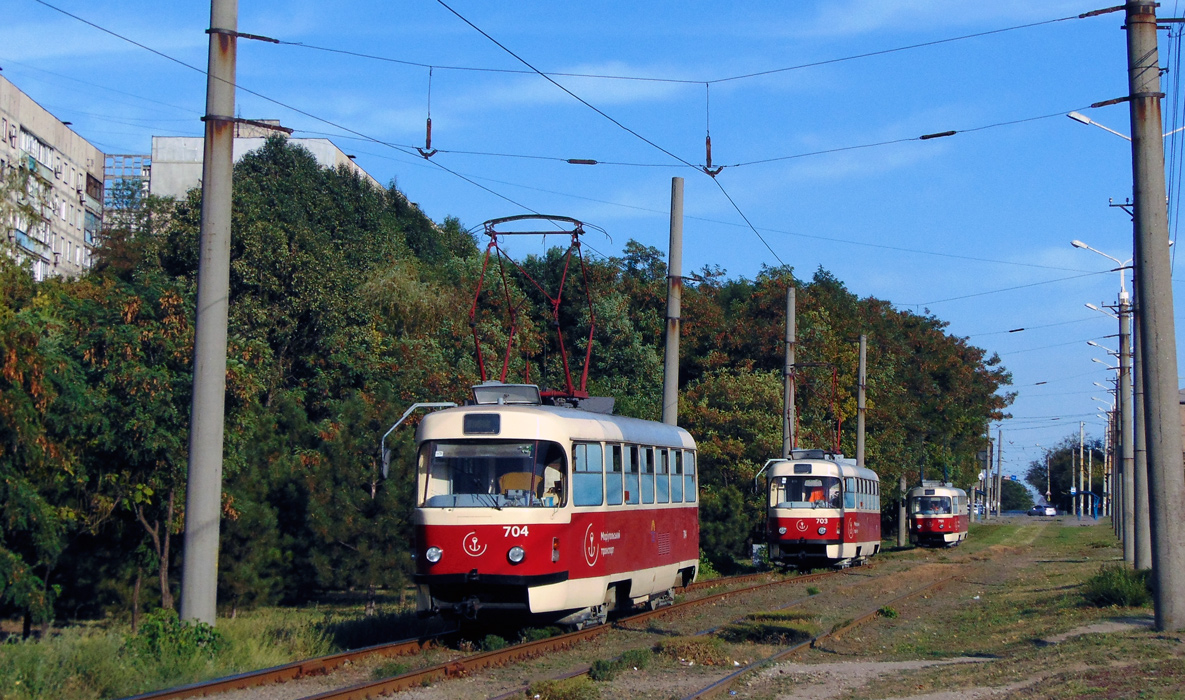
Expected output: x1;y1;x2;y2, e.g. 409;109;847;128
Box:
782;287;796;456
1078;422;1085;518
181;0;237;626
661;177;683;426
1118;297;1137;563
1125;1;1185;630
897;475;907;547
995;429;1003;515
856;334;866;466
1132;312;1152;569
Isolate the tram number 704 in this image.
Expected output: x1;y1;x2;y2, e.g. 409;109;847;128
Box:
503;525;530;537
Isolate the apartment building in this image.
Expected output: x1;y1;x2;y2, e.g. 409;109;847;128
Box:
0;74;104;280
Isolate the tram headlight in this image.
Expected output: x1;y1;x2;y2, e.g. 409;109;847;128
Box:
425;547;443;564
508;546;526;564
817;526;827;535
778;527;787;535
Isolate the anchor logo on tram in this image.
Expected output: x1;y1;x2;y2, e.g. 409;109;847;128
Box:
463;531;487;557
583;523;599;566
795;520;808;533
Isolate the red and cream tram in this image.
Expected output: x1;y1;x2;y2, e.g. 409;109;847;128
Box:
411;383;699;627
759;450;881;568
907;482;969;547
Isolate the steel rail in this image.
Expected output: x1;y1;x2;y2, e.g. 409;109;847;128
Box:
293;569;844;700
119;570;785;700
680;574;957;699
120;632;448;700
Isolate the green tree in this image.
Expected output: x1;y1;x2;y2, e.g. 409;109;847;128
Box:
1000;479;1034;512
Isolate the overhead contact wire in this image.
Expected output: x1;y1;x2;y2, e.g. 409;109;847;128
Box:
31;0;550;217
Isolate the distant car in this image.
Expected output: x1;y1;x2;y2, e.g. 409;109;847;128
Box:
1027;504;1056;517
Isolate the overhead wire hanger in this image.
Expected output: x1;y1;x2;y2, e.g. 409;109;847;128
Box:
703;83;723;177
418;66;438;158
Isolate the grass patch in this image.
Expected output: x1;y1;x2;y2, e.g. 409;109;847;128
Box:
806;586;820;596
479;634;509;651
657;637;732;665
717;611;817;645
1081;564;1151;608
589;647;652;682
371;660;410;679
528;675;600;700
877;606;899;619
0;602;416;700
520;626;563;643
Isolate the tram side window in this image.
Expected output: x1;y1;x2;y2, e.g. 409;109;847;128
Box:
607;445;624;505
625;445;640;505
641;447;655;504
844;477;856;509
671;450;684;502
574;443;604;507
656;449;670;503
685;451;697;503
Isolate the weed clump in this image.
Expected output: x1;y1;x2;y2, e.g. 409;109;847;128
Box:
806;586;820;596
717;611;817;645
371;660;409;679
1082;564;1152;608
877;606;899;619
589;648;652;681
479;634;508;651
657;636;731;665
529;675;600;699
126;609;223;660
520;626;563;643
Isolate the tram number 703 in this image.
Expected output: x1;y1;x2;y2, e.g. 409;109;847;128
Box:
503;525;530;537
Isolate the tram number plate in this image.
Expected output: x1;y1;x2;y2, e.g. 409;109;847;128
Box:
503;526;530;537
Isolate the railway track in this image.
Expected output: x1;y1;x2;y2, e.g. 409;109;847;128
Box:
120;569;799;700
471;565;953;700
680;573;957;699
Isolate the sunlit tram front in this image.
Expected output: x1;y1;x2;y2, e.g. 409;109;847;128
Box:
412;384;699;627
760;450;881;568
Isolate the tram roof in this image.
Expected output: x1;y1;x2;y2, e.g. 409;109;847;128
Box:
417;403;696;449
765;456;879;481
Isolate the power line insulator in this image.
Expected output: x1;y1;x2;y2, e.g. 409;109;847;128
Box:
703;134;723;176
418;117;438;158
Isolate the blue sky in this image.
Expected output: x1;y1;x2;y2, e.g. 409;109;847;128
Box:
5;0;1184;479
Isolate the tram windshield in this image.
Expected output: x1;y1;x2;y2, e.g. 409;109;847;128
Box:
911;496;952;515
418;440;567;508
769;476;841;509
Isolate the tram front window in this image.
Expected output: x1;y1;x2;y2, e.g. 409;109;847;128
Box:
911;496;952;515
418;440;567;508
770;476;841;509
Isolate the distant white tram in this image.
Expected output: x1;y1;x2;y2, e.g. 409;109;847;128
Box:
759;450;882;568
907;482;969;547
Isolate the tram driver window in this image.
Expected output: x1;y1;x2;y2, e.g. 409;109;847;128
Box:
911;496;952;515
417;440;565;508
770;476;842;509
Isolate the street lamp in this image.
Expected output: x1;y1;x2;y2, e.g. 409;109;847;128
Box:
1085;302;1119;319
1067;111;1185;141
1071;240;1132;301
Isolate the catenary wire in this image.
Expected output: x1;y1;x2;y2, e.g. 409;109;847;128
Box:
273;11;1088;86
910;271;1109;306
433;0;786;266
29;0;558;219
